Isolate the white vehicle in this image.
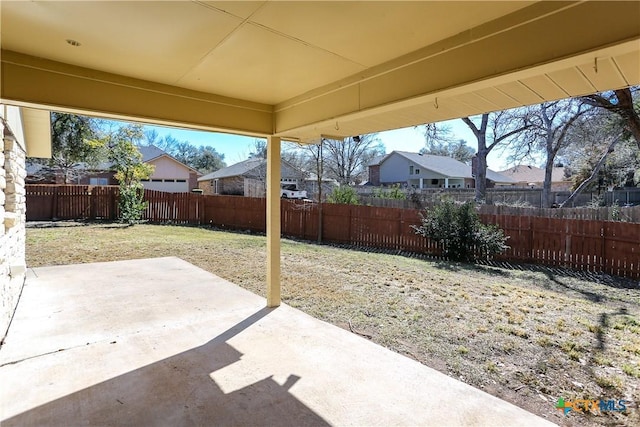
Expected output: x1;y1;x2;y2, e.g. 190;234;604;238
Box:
280;183;307;199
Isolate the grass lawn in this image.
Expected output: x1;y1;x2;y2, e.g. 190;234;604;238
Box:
26;222;640;426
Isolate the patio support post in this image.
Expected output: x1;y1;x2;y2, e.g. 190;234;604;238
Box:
266;136;281;307
445;178;449;189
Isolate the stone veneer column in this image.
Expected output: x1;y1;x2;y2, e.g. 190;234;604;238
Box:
0;121;28;343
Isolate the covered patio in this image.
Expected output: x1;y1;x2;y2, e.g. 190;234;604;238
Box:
1;1;639;425
0;257;553;426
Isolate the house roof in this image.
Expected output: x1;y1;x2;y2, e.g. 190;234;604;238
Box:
384;151;515;183
367;154;386;167
305;173;339;184
198;157;308;181
139;145;167;162
498;165;569;184
138;145;201;175
198;157;265;181
395;151;471;178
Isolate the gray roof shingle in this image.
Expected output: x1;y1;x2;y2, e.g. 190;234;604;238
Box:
198;157;266;181
498;165;568;183
383;151;514;183
138;145;167;162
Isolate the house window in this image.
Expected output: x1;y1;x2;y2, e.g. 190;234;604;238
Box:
415;169;420;175
89;177;108;185
409;165;414;175
431;179;439;185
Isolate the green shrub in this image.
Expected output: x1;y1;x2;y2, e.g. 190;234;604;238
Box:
372;184;406;200
412;198;509;262
118;183;148;224
327;186;359;205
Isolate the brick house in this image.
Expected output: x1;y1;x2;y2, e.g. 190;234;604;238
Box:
198;158;305;196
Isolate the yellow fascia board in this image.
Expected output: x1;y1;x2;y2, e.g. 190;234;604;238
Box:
21;107;51;158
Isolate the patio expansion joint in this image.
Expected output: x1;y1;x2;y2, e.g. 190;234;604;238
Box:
0;338;119;368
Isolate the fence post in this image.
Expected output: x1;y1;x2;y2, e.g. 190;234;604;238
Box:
51;185;59;220
348;204;353;245
112;188;118;220
89;187;96;220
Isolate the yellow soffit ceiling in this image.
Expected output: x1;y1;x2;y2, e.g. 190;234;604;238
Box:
1;1;639;142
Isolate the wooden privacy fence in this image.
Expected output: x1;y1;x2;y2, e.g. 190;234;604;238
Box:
26;185;119;221
26;185;640;279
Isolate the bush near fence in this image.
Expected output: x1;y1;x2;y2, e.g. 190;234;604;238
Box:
26;184;640;279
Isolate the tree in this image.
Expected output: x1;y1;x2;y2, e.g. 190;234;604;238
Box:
172;141;199;167
323;134;384;184
49;112;103;183
582;87;640;149
560;134;622;207
421;138;475;164
418;123;474;163
192;146;226;174
103;124;154;223
248;139;267;159
142;131;226;174
512;100;587;207
462;109;532;202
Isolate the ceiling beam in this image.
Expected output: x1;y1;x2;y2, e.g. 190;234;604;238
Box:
0;51;274;137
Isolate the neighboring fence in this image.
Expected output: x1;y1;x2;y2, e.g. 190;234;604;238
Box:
360;196;640;222
358;187;640;209
26;185;640;279
477;204;640;223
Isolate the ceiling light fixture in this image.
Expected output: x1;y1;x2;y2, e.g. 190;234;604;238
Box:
66;39;81;47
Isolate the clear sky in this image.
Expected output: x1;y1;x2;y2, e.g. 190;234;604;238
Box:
142;117;511;170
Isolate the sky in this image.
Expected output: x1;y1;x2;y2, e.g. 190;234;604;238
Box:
142;117;511;171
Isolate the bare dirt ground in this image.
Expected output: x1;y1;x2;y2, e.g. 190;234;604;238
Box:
26;222;640;426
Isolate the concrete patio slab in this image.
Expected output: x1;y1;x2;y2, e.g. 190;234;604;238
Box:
0;257;555;426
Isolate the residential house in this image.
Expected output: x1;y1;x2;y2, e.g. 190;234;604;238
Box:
368;151;513;189
498;165;572;190
198;158;305;196
138;145;201;192
25;161;117;185
26;145;201;192
302;173;339;200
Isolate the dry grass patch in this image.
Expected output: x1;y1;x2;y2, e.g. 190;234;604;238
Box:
26;223;640;426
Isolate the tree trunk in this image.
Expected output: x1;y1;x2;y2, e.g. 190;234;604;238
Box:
615;89;640;149
560;135;620;208
542;129;555;209
542;160;554;208
475;146;488;203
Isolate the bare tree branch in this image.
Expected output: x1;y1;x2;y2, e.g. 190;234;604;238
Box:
560;134;622;208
